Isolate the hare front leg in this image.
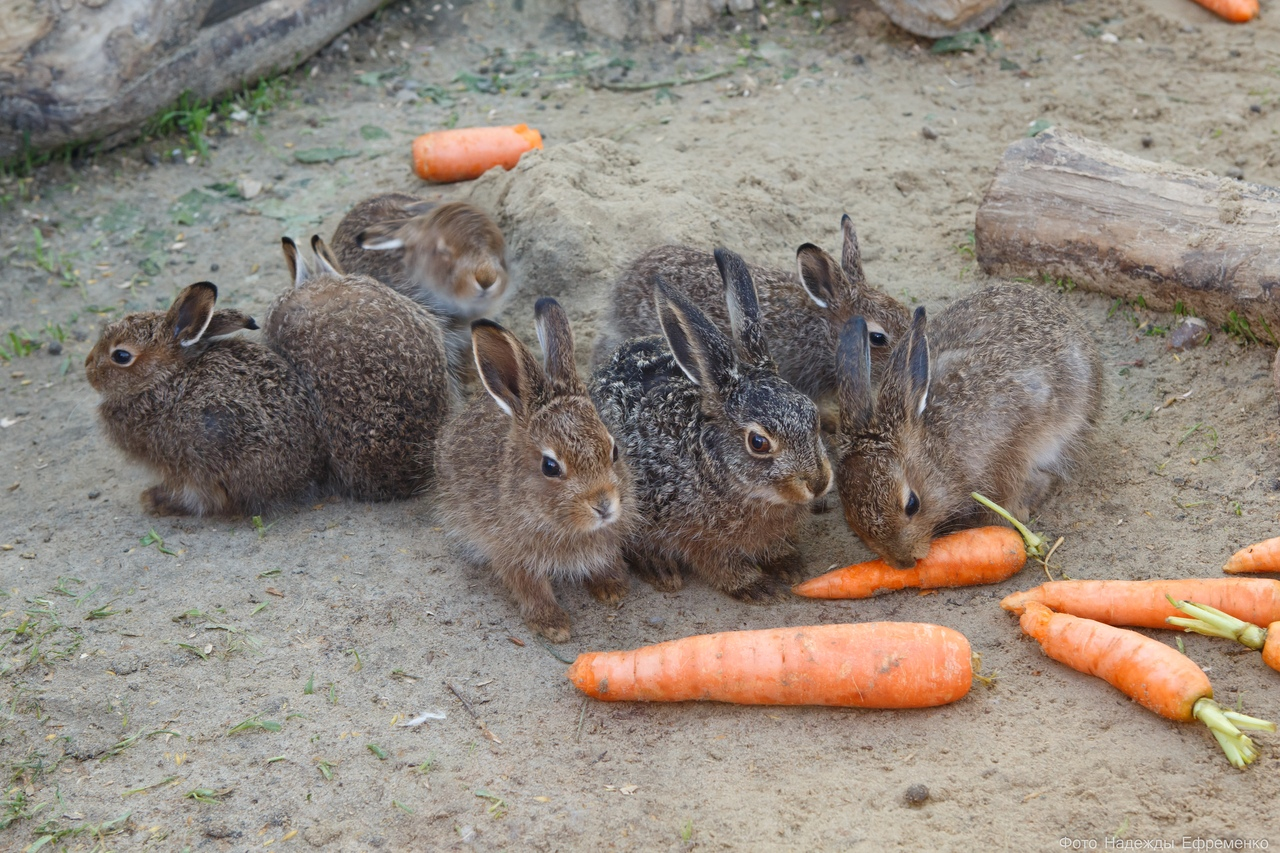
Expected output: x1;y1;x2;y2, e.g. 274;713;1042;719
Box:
760;538;806;585
691;549;788;604
585;557;630;605
624;541;684;592
499;565;571;643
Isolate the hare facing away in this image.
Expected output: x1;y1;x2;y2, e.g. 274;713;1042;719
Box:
836;284;1104;570
593;215;910;401
263;236;454;501
590;248;833;603
328;192;509;371
85;282;327;517
435;298;636;642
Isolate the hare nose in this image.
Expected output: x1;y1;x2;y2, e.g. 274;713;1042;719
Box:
592;494;619;523
808;465;832;499
475;266;499;290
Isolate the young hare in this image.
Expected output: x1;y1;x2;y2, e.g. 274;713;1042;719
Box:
264;237;453;500
328;193;509;370
435;298;636;642
836;284;1103;569
591;249;833;602
85;282;326;517
594;215;909;400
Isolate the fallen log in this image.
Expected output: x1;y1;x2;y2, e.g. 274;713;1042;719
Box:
975;128;1280;342
0;0;384;162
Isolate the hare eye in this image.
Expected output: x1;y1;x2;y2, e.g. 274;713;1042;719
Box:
541;454;562;478
110;348;134;366
869;331;889;347
611;442;619;463
746;430;773;455
905;491;920;517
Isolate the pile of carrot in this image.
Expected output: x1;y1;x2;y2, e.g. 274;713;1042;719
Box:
1017;601;1272;768
566;622;973;709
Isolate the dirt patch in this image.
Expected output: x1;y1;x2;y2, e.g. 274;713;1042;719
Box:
2;0;1279;849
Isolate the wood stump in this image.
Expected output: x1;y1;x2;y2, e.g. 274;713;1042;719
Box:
976;128;1280;339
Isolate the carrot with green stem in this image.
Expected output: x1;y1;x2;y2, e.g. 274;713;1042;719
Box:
1223;536;1280;574
1019;601;1273;768
793;492;1044;599
566;622;973;708
1001;578;1280;628
1167;597;1280;672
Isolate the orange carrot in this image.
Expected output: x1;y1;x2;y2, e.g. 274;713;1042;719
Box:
412;124;543;183
793;526;1027;599
1168;599;1280;673
1223;536;1280;574
794;491;1044;599
1189;0;1258;23
1019;601;1273;767
1001;578;1280;629
566;623;972;709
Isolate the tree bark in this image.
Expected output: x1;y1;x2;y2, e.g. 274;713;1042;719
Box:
975;128;1280;340
0;0;385;162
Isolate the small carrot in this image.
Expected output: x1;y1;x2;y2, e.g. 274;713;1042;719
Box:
566;623;973;709
1188;0;1258;23
1019;601;1273;767
1168;598;1280;673
793;492;1043;599
1223;536;1280;574
412;124;543;183
1001;578;1280;629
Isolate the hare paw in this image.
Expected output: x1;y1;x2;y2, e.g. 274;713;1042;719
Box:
527;608;572;644
586;572;629;606
725;573;789;604
141;486;191;517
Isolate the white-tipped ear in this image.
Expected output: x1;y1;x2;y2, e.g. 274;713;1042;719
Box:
361;237;404;251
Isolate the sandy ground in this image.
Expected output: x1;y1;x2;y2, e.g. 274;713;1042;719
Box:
3;0;1280;849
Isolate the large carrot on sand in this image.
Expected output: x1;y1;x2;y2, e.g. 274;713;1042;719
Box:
1168;599;1280;673
1001;578;1280;628
412;124;543;182
1019;601;1273;767
793;493;1043;599
1189;0;1258;23
566;623;972;709
1223;536;1280;574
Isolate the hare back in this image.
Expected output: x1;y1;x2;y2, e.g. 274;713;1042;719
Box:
266;277;451;500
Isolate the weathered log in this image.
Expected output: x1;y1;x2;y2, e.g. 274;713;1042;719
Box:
870;0;1014;38
0;0;384;161
976;128;1280;339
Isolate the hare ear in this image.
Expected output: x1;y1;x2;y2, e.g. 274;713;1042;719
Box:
205;310;259;338
402;200;436;217
836;316;874;434
310;235;343;275
715;247;772;368
533;297;579;387
355;221;407;251
282;237;311;288
168;282;218;347
471;319;545;419
840;214;867;287
795;243;842;311
654;275;734;393
904;306;931;420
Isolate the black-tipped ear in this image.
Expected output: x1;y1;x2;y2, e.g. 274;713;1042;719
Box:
796;243;842;312
471;319;545;419
402;200;435;217
837;316;874;434
840;214;867;287
714;247;772;368
310;235;343;276
905;306;930;420
533;297;579;387
168;282;218;347
654;275;734;393
205;310;259;338
282;237;309;288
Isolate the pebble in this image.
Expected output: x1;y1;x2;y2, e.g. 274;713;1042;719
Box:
921;126;938;141
142;149;160;166
1225;167;1244;180
1141;135;1153;149
88;490;101;499
211;263;220;272
47;341;63;356
645;616;666;629
1250;104;1262;114
904;783;930;806
1168;317;1210;351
